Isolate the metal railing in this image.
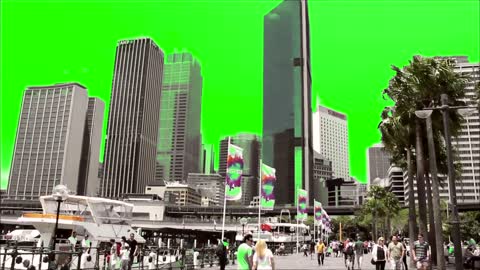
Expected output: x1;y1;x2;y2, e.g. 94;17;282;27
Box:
0;241;234;270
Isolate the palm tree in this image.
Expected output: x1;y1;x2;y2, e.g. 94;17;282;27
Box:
382;56;469;268
378;106;418;261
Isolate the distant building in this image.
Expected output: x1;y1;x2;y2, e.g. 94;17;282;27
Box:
102;38;164;198
325;178;359;206
187;173;224;205
145;181;167;200
164;182;202;206
367;143;392;185
156;52;203;183
77;98;104;196
202;144;215;174
313;105;350;181
7;83;103;200
387;166;406;205
311;151;333;206
219;134;261;205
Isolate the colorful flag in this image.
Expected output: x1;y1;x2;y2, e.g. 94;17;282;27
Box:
260;163;276;210
225;143;244;200
314;200;322;222
297;189;308;221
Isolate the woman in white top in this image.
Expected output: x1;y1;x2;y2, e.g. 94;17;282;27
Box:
371;237;388;270
253;240;275;270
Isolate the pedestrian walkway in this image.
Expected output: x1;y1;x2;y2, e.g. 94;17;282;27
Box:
224;252;458;269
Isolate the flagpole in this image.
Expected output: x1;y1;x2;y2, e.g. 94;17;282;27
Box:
296;202;299;254
221;137;230;241
257;159;262;241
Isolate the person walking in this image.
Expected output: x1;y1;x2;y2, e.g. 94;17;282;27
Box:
252;240;275;270
402;238;409;270
126;233;138;270
237;234;254;270
372;237;388;270
216;239;228;270
388;235;405;270
68;231;78;252
411;234;430;270
354;237;365;269
316;240;326;266
310;240;316;259
120;244;130;270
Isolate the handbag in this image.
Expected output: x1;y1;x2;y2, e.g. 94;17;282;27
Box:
371;258;376;265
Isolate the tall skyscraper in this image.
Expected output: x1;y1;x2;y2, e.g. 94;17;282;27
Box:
367;143;392;185
219;134;261;205
156;52;203;183
312;105;350;181
102;38;164;198
202;144;215;174
450;56;480;203
77;98;104;196
7;83;98;199
263;0;313;205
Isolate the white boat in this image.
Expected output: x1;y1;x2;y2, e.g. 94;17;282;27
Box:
1;195;146;269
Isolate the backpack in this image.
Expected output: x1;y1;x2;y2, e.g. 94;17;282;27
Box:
345;245;354;255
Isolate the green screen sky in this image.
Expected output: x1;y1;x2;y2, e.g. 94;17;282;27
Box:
1;0;479;189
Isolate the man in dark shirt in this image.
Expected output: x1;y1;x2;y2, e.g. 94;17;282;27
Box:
126;233;138;270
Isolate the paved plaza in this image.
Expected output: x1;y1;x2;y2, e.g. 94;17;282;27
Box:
222;252;458;270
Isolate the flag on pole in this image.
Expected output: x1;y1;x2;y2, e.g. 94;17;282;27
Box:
297;189;308;221
260;163;276;210
225;143;244;200
314;200;322;222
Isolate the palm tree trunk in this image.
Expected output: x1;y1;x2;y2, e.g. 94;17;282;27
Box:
415;118;428;237
424;169;437;265
407;147;418;268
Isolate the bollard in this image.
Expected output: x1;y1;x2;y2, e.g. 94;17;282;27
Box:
2;245;8;270
155;248;160;270
168;249;172;270
10;242;19;270
200;248;204;269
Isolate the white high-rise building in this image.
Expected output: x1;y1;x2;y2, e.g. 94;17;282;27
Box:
7;83;103;200
313;105;350;180
450;56;480;203
404;56;479;205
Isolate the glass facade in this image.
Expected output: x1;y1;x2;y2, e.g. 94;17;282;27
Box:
157;52;203;183
263;0;313;205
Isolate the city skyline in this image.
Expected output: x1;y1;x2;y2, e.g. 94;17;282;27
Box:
2;0;479;189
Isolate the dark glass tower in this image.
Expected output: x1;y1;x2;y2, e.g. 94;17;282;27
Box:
263;0;313;205
102;38;164;198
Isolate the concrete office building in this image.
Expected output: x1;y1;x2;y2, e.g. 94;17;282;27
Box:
164;182;202;206
187;173;224;205
313;105;350;181
156;52;203;183
219;134;261;205
77;98;104;196
311;151;333;205
450;56;480;203
263;0;313;205
7;83;103;200
387;166;406;205
102;38;164;198
367;143;392;185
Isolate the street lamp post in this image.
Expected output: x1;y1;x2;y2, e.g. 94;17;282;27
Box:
51;185;69;252
414;109;445;270
416;95;477;270
440;94;463;270
240;217;248;236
